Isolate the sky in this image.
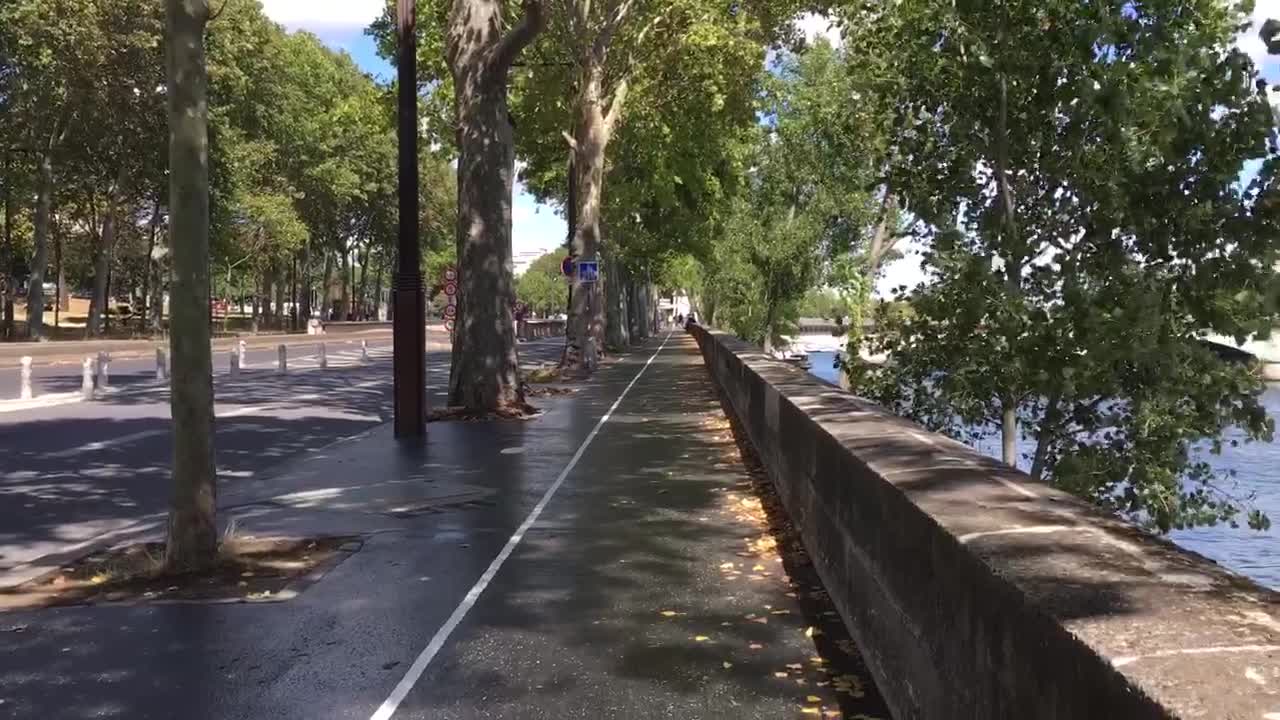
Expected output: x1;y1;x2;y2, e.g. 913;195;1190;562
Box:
261;2;1280;296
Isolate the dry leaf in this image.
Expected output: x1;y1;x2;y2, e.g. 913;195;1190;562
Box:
801;708;820;716
722;662;733;669
806;695;821;703
749;642;764;650
774;671;788;678
694;635;710;642
660;610;678;617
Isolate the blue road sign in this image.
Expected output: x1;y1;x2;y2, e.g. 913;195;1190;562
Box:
577;260;600;284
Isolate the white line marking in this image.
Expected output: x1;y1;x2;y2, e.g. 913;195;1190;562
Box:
48;429;169;458
369;334;673;720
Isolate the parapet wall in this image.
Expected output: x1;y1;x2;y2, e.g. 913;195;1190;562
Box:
690;325;1280;720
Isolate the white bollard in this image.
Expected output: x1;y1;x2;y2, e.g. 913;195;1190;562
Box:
230;350;240;377
96;352;109;390
82;357;94;399
237;340;247;369
19;356;32;400
361;339;369;363
156;347;169;380
277;344;287;374
318;342;327;369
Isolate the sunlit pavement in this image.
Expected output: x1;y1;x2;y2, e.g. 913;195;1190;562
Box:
0;334;890;720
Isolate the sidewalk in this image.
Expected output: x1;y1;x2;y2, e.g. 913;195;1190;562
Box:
0;323;451;365
0;333;890;720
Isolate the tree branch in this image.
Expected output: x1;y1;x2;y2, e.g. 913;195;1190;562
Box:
604;77;629;136
492;0;547;73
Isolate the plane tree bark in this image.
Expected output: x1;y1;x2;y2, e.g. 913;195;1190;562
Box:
445;0;545;411
164;0;217;571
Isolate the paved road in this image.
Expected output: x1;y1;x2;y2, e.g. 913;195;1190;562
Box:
0;338;566;586
0;333;891;720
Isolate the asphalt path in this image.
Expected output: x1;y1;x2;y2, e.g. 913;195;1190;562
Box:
0;338;566;586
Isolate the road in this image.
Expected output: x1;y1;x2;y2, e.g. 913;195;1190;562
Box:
0;337;566;586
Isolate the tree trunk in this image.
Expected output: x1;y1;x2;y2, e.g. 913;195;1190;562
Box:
1001;402;1018;467
164;0;217;572
273;264;285;329
141;195;161;331
372;257;384;321
604;247;628;350
289;255;298;330
563;63;612;371
444;0;544;410
27;153;54;340
88;173;125;337
299;241;312;321
339;244;350;320
356;243;370;320
2;158;14;339
321;249;334;319
54;229;63;328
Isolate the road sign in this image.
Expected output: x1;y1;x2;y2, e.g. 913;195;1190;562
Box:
444;319;455;332
444;266;457;282
561;255;575;276
444;281;457;296
443;304;457;319
577;259;599;284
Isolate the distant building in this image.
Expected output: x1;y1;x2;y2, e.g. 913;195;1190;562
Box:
514;248;555;276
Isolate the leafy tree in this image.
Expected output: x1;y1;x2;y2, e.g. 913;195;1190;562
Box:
859;0;1280;532
515;252;565;316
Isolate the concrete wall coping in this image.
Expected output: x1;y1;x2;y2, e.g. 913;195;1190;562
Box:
696;327;1280;719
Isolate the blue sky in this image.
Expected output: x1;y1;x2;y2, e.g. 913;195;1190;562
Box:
259;1;567;262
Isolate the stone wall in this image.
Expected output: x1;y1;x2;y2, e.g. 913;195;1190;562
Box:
691;325;1280;720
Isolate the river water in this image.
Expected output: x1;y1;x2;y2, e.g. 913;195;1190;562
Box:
807;350;1280;589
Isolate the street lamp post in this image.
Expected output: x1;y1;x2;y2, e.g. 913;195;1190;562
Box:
393;0;425;438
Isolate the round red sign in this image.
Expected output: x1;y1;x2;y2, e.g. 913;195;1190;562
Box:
444;281;457;296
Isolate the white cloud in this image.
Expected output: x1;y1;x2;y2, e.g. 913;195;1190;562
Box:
794;12;842;48
258;0;384;30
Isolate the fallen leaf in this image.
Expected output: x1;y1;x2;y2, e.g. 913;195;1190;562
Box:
806;695;821;703
720;562;735;569
801;708;820;716
786;663;803;670
751;617;768;624
774;671;789;678
694;635;710;642
660;610;679;617
722;662;733;669
752;564;765;572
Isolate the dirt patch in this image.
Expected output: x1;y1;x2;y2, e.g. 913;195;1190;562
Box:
523;383;577;398
524;365;563;384
427;402;540;422
0;536;360;611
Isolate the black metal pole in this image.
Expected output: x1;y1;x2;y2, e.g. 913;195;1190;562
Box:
393;0;425;438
